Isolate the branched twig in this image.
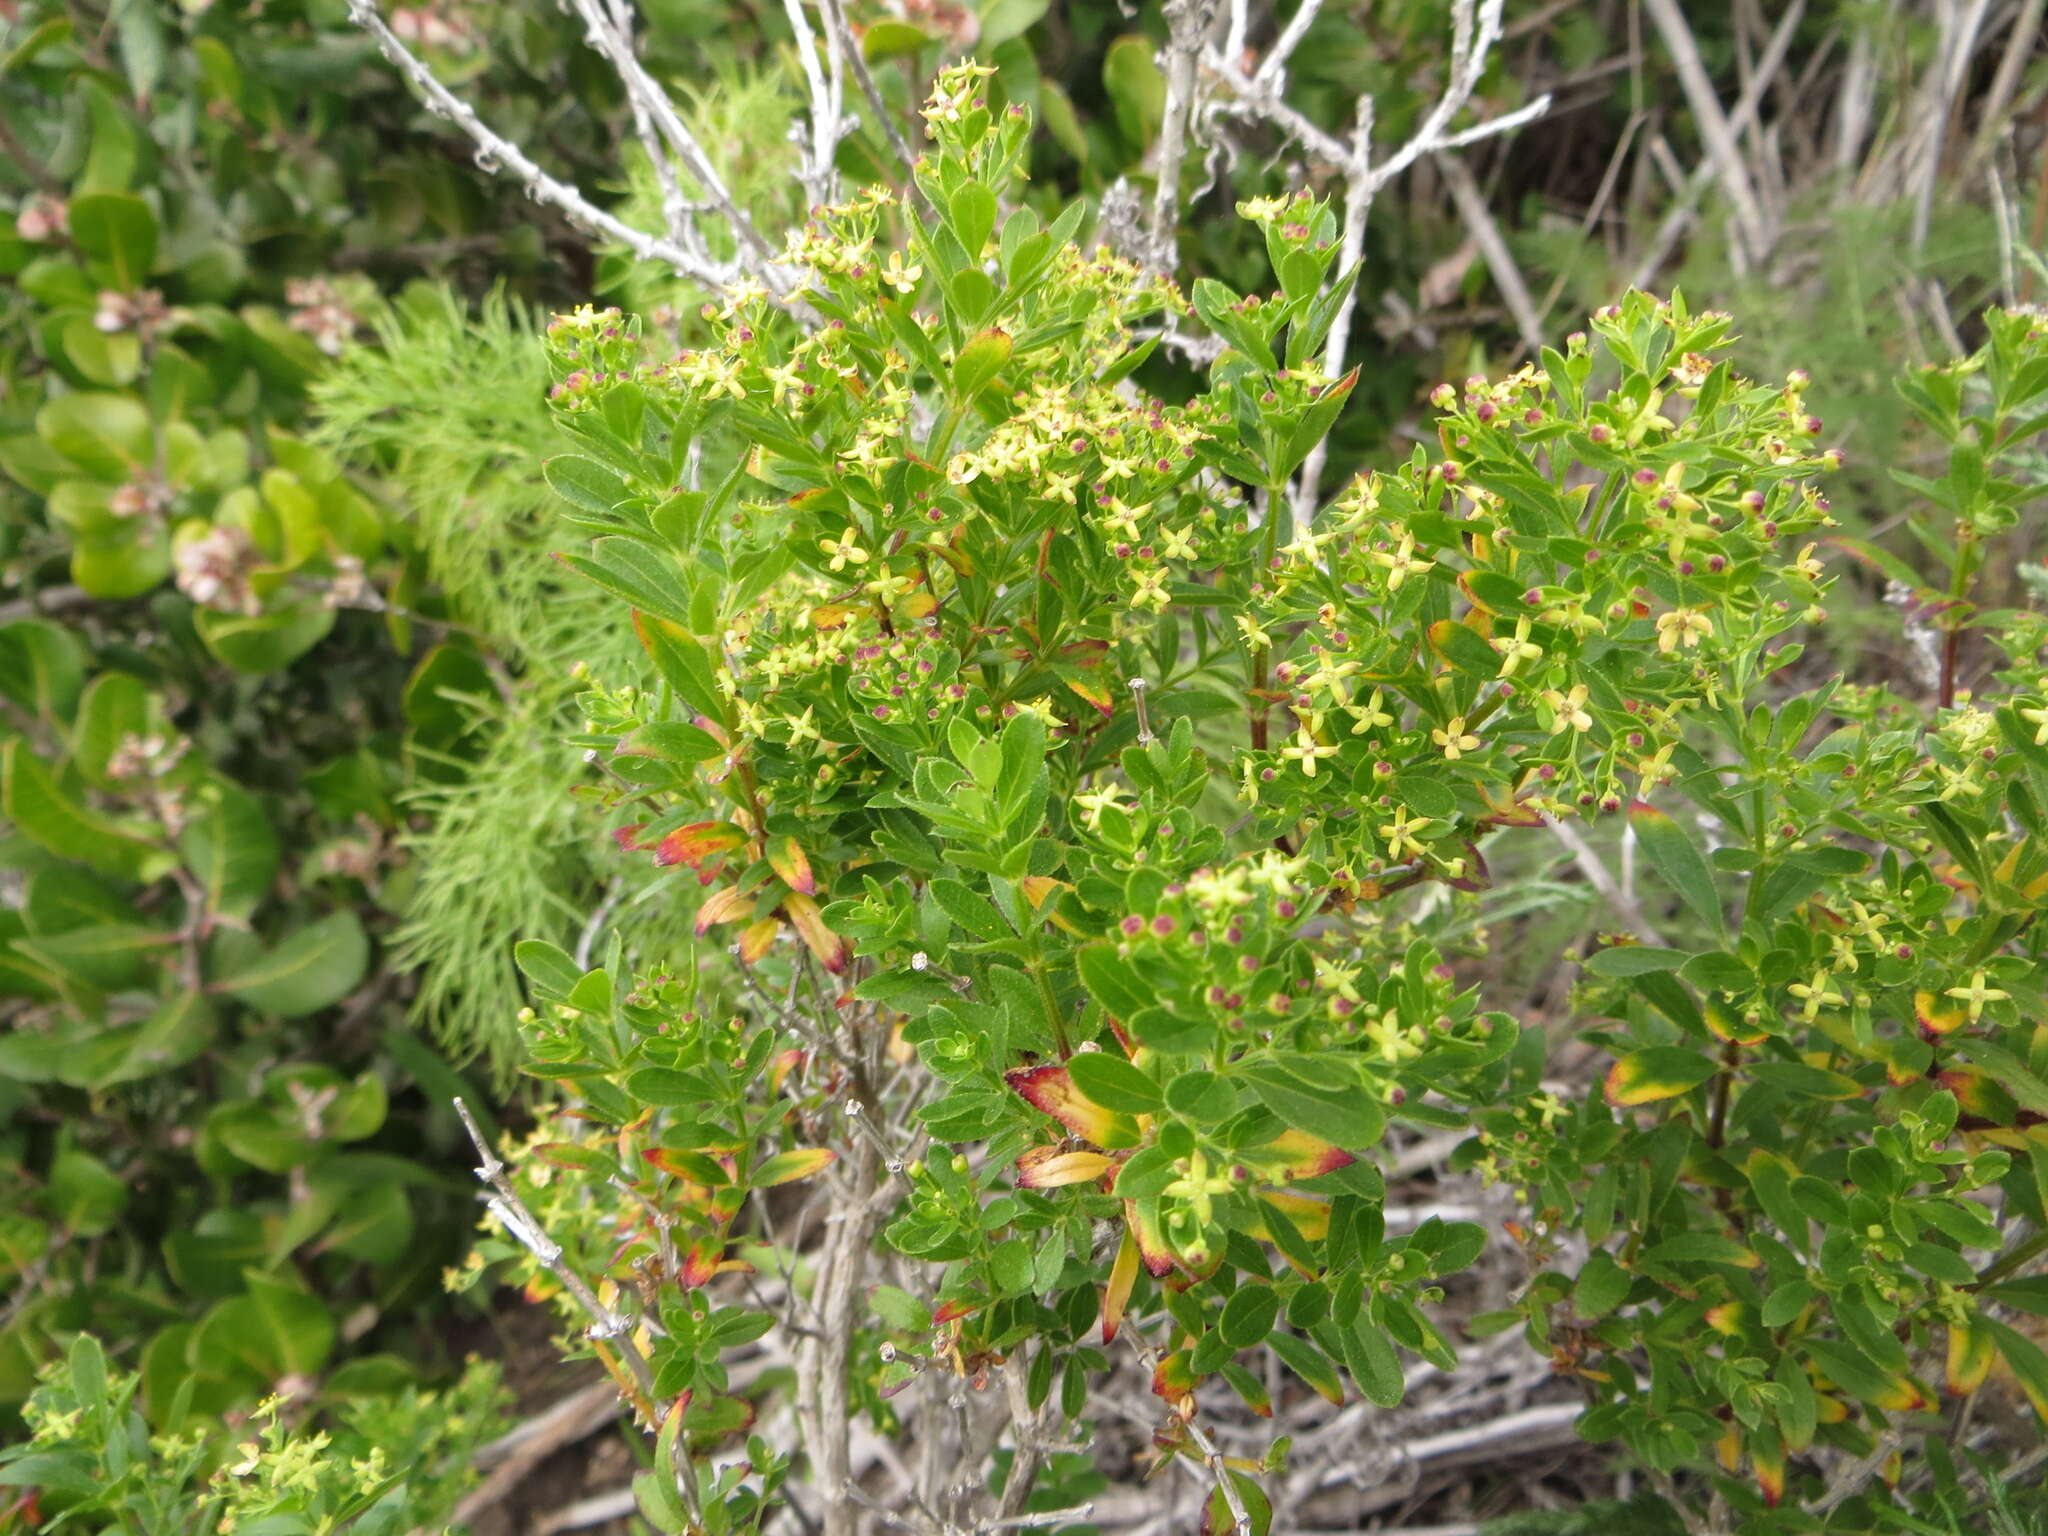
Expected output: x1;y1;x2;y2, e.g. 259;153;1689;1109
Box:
344;0;721;286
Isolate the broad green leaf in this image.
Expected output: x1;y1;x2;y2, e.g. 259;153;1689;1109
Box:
216;911;368;1017
67;191;156;289
2;739;161;879
1219;1284;1280;1349
1629;800;1723;935
36;392;151;478
71;671;149;786
1065;1050;1162;1115
192;602;335;674
1243;1063;1384;1150
179;781;279;918
0;620;86;721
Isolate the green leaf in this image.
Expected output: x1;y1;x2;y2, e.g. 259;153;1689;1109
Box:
514;940;584;998
952;327;1012;400
1065;1050;1162;1115
1219;1284;1280;1349
949;184;998;259
1269;1332;1345;1407
72;671;149;786
0;620;87;722
1629;801;1723;935
544;454;630;517
1391;773;1456;819
931;877;1008;941
1243;1063;1384;1150
36;391;152;478
49;1147;128;1235
1341;1310;1404;1407
560;537;695;626
1583;945;1691;977
217;911;368;1017
180;781;279;919
1573;1251;1632;1318
1642;1232;1758;1267
192;603;335;674
67;191;156;290
1761;1281;1818;1328
1603;1047;1716;1106
2;739;161;880
869;1284;934;1334
1075;942;1151;1020
201;1270;336;1380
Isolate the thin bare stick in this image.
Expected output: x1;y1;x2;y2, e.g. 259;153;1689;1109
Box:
1149;0;1221;271
1542;813;1666;947
1434;151;1544;357
1628;0;1804;290
782;0;845;208
563;0;785;285
1972;0;2046;165
344;0;720;284
1252;0;1326;88
817;0;923;192
1641;0;1772;266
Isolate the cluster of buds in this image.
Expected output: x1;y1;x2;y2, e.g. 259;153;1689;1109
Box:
284;277;360;356
105;732;189;784
94;287;167;341
174;524;263;614
389;2;478;52
15;195;66;243
109;470;175;522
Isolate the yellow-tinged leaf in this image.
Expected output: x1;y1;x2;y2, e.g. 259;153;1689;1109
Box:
767;835;816;895
754;1147;836;1187
738;917;779;964
1015;1145;1117;1188
695;884;753;936
782;891;848;973
1916;990;1966;1035
1948;1318;1996;1396
1101;1227;1140;1344
1605;1047;1717;1106
1063;677;1114;716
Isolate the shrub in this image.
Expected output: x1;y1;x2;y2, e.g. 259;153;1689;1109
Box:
451;69;2048;1535
0;1335;507;1534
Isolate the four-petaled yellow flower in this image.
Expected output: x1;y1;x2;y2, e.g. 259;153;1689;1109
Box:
1377;807;1432;860
820;528;869;572
1432;716;1480;759
1944;970;2008;1020
1369;528;1435;592
1655;608;1713;653
1543;684;1593;734
1787;968;1845;1021
1280;722;1339;777
880;251;922;294
1495;617;1544;677
1348;688;1395;735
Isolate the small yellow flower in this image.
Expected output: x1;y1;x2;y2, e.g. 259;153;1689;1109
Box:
820;528;869;572
1944;970;2008;1020
1432;716;1480;759
880;251;922;295
1377;807;1432;860
1495;617;1544;678
1279;721;1339;777
1786;969;1845;1021
1543;684;1593;734
1654;607;1713;653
